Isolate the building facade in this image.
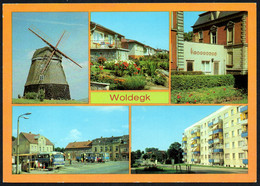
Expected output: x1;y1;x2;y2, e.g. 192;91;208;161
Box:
92;135;129;161
182;106;248;167
192;11;248;75
90;21;129;61
12;132;54;155
64;141;92;160
171;11;184;70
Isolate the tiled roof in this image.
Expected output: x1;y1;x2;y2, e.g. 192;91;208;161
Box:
121;38;146;47
90;21;124;37
65;141;92;149
21;132;53;145
193;11;242;27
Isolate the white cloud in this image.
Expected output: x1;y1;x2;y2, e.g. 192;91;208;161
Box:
66;129;82;141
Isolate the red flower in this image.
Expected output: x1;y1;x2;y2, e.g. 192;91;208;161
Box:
90;62;93;66
136;67;141;71
134;64;137;67
213;91;215;93
134;72;138;75
177;95;181;99
99;66;103;70
194;100;197;103
207;93;209;95
189;94;192;97
186;102;189;104
224;88;226;91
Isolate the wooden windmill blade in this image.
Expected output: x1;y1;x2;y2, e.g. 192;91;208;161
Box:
28;26;82;74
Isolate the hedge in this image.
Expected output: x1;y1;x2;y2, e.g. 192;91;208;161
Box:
171;75;235;90
171;71;204;75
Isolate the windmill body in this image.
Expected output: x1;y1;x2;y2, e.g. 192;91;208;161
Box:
23;26;82;100
24;46;71;100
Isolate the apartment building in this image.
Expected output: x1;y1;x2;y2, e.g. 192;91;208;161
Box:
182;105;248;167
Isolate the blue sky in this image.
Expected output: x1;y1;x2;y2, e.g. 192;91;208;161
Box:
91;12;169;50
12;106;129;148
184;12;204;32
12;12;89;100
131;106;223;151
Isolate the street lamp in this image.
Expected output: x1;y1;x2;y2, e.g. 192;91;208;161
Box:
16;112;31;174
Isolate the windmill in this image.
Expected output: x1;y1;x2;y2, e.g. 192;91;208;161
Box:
24;26;82;100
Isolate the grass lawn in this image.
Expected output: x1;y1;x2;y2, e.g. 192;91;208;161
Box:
12;98;88;104
171;86;247;104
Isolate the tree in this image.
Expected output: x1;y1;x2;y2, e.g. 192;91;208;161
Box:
145;147;158;153
167;142;183;164
131;151;137;166
12;136;16;141
54;147;65;152
143;154;148;160
136;150;142;159
184;31;193;41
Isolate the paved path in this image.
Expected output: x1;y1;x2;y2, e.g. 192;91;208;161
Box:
23;161;129;174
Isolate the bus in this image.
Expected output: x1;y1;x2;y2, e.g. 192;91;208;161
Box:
37;152;65;170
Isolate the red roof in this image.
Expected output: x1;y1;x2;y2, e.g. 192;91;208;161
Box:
65;141;92;149
21;132;53;145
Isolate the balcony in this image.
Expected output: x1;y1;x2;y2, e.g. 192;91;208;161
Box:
208;139;214;144
191;158;194;162
239;106;248;113
182;152;187;155
243;159;248;164
213;159;224;164
209;159;214;163
192;136;200;140
182;141;187;144
240;119;248;126
209;149;213;153
213;138;223;144
208;122;213;127
182;137;187;142
213;148;223;153
193;151;200;155
213;119;223;125
91;40;122;49
213;129;223;134
241;131;248;138
208;131;213;136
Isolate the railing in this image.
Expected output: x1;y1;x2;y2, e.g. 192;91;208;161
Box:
242;144;248;151
240;119;248;126
241;131;248;138
91;40;122;49
209;159;214;163
243;159;248;164
213;148;223;153
213;129;223;134
208;139;214;144
213;138;223;144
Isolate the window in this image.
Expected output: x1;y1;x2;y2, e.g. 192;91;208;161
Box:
232;142;235;148
232;131;235;137
237;118;241;124
224;123;229;128
238;129;242;135
224;112;229;118
238;141;244;147
187;60;194;71
105;147;108;152
231;120;234;126
199;31;203;42
93;31;104;44
225;153;230;159
202;61;210;72
108;35;113;44
39;75;44;81
233;153;236;159
225;143;230;148
231;109;234;115
211;31;217;44
227;52;233;66
239;153;244;159
225;133;229;138
116;146;119;151
110;146;112;152
227;27;234;45
95;147;97;152
100;147;103;152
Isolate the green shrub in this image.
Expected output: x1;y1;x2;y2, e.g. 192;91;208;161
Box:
153;76;167;86
121;76;146;90
171;71;204;75
24;92;38;99
38;89;45;101
159;62;169;70
171;75;235;90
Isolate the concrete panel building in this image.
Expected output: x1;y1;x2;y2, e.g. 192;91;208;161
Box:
182;106;248;167
12;132;54;155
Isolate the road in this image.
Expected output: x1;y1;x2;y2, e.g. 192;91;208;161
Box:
23;161;129;174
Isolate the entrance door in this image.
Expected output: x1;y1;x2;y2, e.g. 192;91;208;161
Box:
186;60;194;71
214;61;219;75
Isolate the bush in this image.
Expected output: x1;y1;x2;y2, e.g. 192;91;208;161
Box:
121;76;146;90
97;56;106;65
159;62;169;71
153;76;167;86
171;75;235;90
24;92;38;99
38;89;45;101
171;71;204;75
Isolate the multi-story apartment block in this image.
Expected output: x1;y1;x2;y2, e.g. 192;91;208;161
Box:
182;106;248;167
